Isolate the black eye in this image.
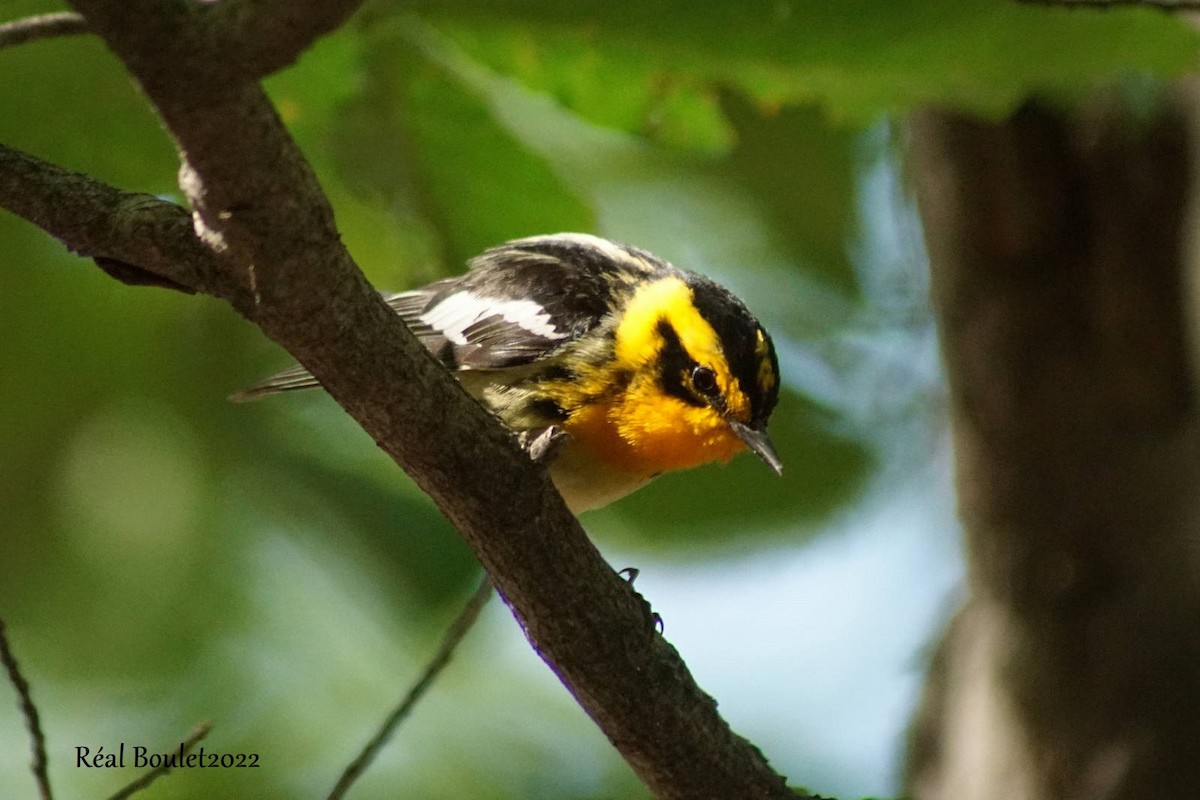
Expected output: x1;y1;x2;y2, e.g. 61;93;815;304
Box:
691;365;718;396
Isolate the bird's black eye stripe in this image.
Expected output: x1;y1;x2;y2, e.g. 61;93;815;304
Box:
685;274;778;420
655;319;706;408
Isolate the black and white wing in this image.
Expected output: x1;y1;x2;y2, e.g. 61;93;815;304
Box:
387;234;668;370
231;233;668;400
388;284;570;370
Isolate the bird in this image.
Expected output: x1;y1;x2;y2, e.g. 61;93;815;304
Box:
233;233;782;513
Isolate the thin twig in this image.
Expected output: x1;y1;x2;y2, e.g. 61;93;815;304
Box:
0;617;52;800
0;12;88;50
1017;0;1200;9
104;721;212;800
326;575;494;800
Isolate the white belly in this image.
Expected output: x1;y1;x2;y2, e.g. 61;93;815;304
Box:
548;443;657;514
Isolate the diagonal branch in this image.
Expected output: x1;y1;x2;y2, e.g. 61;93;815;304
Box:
327;575;494;800
209;0;368;81
0;618;52;800
105;722;212;800
0;2;805;798
56;0;364;98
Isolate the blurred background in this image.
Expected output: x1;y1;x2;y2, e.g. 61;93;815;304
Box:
1;1;1196;798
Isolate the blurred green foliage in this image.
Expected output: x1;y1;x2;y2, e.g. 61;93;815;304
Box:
0;1;1195;798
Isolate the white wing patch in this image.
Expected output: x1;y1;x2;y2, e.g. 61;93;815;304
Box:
420;291;566;345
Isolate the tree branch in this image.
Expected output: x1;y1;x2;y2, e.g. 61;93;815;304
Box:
105;722;212;800
52;0;363;98
210;0;367;81
327;575;494;800
906;98;1200;798
0;618;51;800
0;12;88;50
0;2;802;797
0;144;220;294
1017;0;1200;9
0;2;363;65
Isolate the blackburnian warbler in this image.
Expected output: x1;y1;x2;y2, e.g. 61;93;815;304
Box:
235;233;782;513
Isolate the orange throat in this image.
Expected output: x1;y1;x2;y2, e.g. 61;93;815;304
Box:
563;391;746;477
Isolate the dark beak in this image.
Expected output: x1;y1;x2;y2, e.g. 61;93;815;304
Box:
728;420;783;476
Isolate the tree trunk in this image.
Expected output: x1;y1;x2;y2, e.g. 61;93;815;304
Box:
904;97;1200;799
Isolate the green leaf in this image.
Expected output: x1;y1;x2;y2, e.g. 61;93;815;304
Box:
329;21;595;276
428;19;735;153
718;92;860;291
395;0;1199;128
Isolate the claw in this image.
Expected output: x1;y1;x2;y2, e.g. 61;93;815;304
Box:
522;425;569;465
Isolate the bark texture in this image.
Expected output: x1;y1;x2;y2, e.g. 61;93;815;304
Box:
906;100;1200;798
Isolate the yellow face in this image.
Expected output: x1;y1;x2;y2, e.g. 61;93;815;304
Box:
566;387;747;475
560;276;765;476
